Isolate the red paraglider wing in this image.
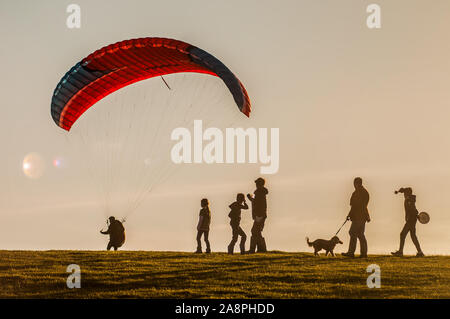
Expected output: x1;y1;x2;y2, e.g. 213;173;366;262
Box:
51;38;251;131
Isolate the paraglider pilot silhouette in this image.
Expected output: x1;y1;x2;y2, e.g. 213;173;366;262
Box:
247;177;269;253
196;198;211;254
342;177;370;258
391;187;425;257
100;216;126;251
228;193;249;254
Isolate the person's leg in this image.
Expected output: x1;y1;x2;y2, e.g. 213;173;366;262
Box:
257;219;267;253
113;245;118;251
409;222;422;253
196;231;203;252
399;223;409;253
107;241;113;251
249;221;258;253
346;222;357;255
258;237;267;253
204;231;211;253
238;226;247;254
357;222;367;256
255;221;264;252
260;218;266;232
228;224;239;253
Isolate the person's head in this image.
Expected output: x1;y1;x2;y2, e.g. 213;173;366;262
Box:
255;177;265;188
353;177;363;189
108;216;115;222
236;193;245;203
201;198;209;208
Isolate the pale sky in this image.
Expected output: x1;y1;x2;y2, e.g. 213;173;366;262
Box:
1;0;450;254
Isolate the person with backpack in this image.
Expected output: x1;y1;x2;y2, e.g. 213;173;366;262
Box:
195;198;211;253
100;216;126;251
227;193;249;254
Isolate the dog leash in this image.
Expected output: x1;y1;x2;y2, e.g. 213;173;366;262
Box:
335;219;348;236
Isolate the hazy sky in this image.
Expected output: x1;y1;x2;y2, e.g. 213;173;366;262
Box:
1;0;450;254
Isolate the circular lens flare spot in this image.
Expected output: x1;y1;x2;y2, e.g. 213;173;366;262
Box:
22;152;45;179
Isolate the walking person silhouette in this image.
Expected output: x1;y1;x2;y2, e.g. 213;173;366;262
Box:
391;187;424;257
227;193;249;254
195;198;211;254
342;177;370;258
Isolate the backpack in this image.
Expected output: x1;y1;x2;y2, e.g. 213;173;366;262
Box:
111;220;126;246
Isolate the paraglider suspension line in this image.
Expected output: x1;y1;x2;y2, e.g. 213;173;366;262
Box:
160;76;171;90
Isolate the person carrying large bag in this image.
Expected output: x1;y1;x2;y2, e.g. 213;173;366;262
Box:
100;216;126;251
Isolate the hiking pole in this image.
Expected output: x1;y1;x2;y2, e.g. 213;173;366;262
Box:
335;219;348;236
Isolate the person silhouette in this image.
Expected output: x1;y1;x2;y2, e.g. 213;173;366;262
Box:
247;177;269;253
342;177;370;258
227;193;249;254
100;216;125;251
195;198;211;254
391;187;424;257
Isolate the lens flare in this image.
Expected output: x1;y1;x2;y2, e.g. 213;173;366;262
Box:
22;152;45;179
53;157;65;168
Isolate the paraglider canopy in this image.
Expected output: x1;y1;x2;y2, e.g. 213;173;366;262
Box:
51;37;251;131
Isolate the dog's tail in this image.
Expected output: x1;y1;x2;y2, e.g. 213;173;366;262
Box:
305;237;313;247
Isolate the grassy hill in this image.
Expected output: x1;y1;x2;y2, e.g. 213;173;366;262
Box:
0;250;449;298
